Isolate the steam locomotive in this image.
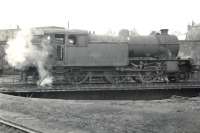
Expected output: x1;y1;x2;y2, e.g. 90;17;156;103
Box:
0;26;195;85
16;26;193;85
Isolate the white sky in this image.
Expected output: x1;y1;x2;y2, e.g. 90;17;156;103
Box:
0;0;200;35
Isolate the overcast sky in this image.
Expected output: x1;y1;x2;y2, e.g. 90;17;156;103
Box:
0;0;200;35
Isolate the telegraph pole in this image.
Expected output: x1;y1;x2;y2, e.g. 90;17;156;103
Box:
67;20;69;29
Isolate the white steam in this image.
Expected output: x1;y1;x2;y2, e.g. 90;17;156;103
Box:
5;29;53;86
5;29;32;68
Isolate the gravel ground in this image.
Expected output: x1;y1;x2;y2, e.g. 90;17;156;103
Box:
0;93;200;133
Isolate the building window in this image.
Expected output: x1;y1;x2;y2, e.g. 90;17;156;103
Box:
57;45;64;60
32;35;42;44
55;34;65;44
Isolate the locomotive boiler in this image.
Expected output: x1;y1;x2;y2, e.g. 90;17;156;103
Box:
128;29;179;58
21;27;192;84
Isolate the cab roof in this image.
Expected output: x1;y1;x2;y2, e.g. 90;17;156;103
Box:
31;26;65;35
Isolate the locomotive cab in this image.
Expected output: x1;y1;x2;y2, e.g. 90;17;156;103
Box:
66;30;89;47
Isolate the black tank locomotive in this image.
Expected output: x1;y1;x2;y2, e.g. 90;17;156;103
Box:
22;27;192;84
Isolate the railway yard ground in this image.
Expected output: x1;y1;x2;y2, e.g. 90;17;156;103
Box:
1;93;200;133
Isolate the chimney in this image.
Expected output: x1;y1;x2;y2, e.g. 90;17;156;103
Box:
160;29;168;35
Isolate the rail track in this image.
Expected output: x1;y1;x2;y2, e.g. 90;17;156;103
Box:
1;74;200;92
0;74;200;100
0;117;42;133
1;82;200;100
1;82;200;93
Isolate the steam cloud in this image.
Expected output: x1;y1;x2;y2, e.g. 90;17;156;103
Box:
5;29;53;86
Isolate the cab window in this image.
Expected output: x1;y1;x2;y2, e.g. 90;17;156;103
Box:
68;35;77;46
